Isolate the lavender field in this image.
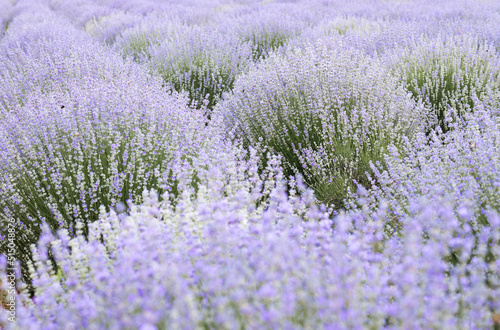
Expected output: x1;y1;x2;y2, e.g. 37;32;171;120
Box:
0;0;500;328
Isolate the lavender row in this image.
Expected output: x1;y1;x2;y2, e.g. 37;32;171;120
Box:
61;0;500;115
2;154;499;328
0;5;213;283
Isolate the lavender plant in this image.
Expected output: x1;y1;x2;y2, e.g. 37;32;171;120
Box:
308;18;427;57
347;104;500;319
392;34;500;133
0;14;209;283
113;15;182;62
1;167;498;329
216;39;425;208
88;0;192;16
83;11;142;45
0;0;12;35
47;0;112;28
222;6;307;62
0;22;92;110
148;25;252;110
315;16;383;37
357;102;500;235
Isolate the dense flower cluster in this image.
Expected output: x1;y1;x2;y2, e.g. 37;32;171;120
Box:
1;0;500;328
356;102;500;233
216;40;425;207
391;34;500;132
112;14;180;61
148;25;252;110
2;164;499;328
0;0;12;35
0;8;210;281
84;11;143;45
218;4;310;61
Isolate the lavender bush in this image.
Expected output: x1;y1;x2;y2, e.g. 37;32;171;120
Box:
148;25;252;110
221;5;308;61
216;39;425;207
47;0;112;28
0;12;209;282
112;14;180;62
0;0;12;35
0;15;93;111
1;159;499;328
356;102;500;236
392;34;500;132
84;11;143;45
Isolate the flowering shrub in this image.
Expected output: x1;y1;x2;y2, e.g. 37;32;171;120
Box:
84;11;142;45
148;25;252;110
392;34;500;132
0;14;209;282
221;5;308;61
356;102;500;235
0;25;89;110
315;16;383;37
105;9;254;111
47;0;111;28
113;14;185;62
216;39;425;208
1;165;499;328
